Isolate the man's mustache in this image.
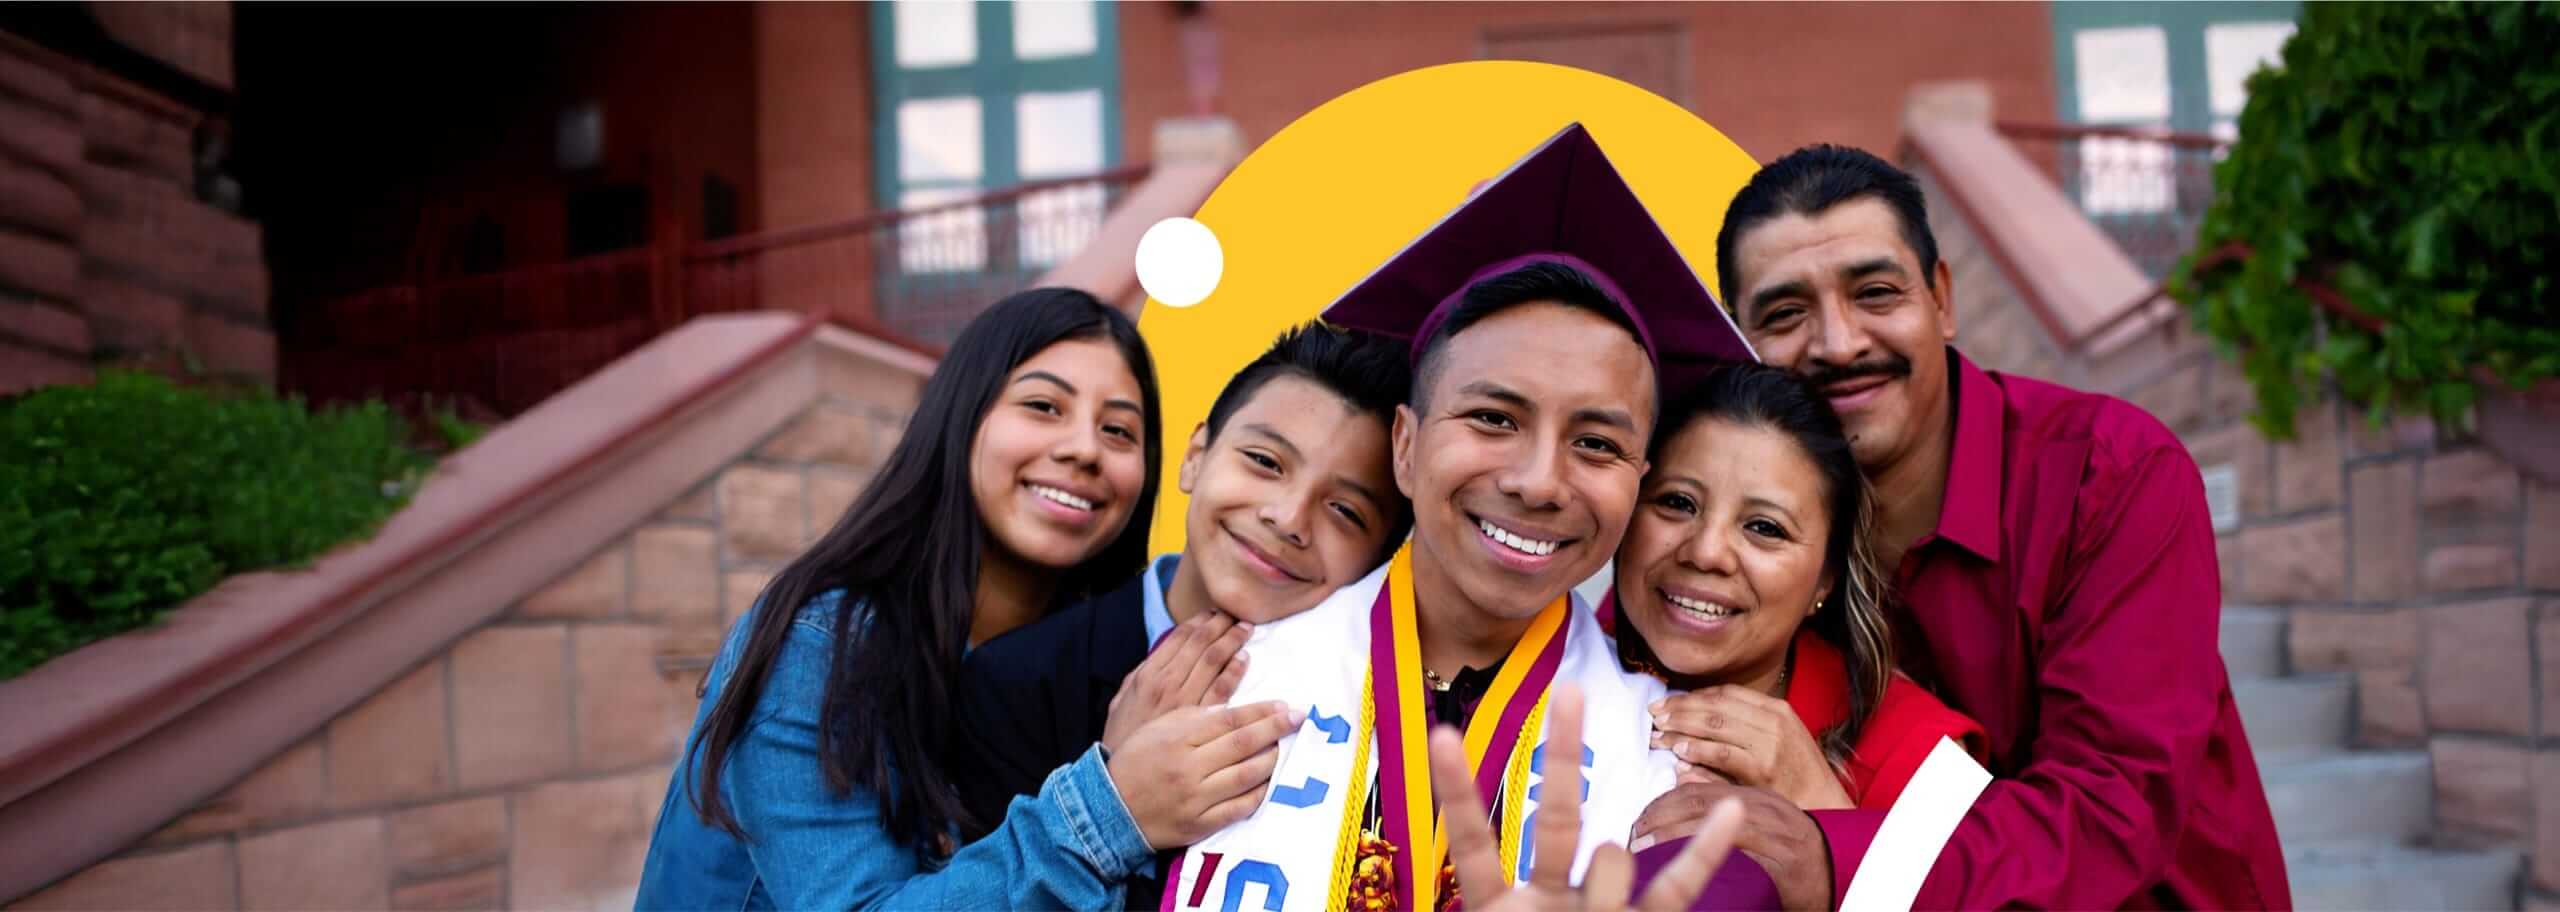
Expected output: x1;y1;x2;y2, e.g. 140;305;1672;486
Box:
1801;355;1913;391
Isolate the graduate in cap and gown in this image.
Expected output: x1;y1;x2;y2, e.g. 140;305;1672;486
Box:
1162;122;1772;912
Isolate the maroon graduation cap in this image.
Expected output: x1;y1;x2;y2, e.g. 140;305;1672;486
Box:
1319;122;1757;394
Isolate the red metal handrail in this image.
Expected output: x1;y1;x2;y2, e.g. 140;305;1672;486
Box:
1994;120;2228;151
2064;243;2245;353
2076;240;2386;356
1995;121;2234;351
285;165;1151;415
689;163;1152;262
2181;241;2386;332
376;246;660;298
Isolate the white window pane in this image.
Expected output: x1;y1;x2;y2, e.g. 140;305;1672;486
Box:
899;187;987;274
2207;21;2295;116
555;102;602;171
1014;0;1098;60
1016;89;1105;179
898;97;983;183
2074;27;2171;123
1018;181;1109;267
2078;133;2176;215
894;0;976;68
2202;464;2240;532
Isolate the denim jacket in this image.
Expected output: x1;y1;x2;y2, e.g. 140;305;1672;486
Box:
634;590;1156;911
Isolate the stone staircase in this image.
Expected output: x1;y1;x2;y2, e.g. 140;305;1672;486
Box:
2223;607;2525;910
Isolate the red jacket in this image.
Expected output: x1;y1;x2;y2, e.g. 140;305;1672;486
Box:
1598;597;1986;808
1782;630;1988;810
1603;598;1993;911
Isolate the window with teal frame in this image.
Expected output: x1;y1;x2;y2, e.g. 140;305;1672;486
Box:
870;0;1124;288
2049;0;2297;249
2052;0;2300;137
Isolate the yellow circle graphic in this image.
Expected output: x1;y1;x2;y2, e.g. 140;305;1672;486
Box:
1137;60;1762;554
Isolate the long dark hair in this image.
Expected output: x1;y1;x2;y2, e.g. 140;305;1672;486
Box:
1629;362;1891;773
685;288;1163;855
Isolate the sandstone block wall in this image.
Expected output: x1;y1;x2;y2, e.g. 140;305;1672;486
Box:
17;388;909;911
0;10;269;397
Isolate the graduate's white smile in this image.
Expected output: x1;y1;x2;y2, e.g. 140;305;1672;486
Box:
1471;513;1572;572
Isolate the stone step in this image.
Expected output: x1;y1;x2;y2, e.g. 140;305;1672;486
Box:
2263;752;2433;846
2285;841;2520;911
2222;606;2288;679
2233;674;2352;755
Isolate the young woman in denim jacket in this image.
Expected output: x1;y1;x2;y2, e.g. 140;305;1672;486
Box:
637;289;1300;911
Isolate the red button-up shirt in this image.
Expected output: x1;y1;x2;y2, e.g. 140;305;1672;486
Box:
1808;352;2290;911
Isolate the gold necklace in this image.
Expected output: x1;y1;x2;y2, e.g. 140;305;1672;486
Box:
1423;667;1451;692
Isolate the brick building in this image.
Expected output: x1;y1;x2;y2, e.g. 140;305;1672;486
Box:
5;0;2328;406
0;3;265;395
3;1;2077;410
31;3;2560;912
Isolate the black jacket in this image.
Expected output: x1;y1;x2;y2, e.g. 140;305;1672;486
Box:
952;571;1169;906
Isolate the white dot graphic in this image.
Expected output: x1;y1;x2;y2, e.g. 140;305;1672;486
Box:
1134;217;1223;308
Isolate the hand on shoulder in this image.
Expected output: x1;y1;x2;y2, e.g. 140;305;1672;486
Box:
1103;610;1252;752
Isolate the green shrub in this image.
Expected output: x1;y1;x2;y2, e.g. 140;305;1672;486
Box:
2169;2;2560;438
429;404;488;451
0;371;436;679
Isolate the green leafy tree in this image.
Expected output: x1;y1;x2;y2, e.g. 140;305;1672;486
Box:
2170;2;2560;438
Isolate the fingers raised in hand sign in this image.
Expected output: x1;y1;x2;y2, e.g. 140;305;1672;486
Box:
1428;685;1746;912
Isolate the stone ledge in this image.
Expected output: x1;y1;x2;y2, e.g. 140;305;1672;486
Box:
0;311;937;902
149;759;684;855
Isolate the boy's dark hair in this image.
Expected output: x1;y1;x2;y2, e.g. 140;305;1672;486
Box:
1411;260;1644;410
1714;144;1940;309
1202;321;1416;560
1204;322;1411;444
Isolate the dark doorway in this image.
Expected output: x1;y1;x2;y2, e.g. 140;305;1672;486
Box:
565;182;649;258
702;174;740;241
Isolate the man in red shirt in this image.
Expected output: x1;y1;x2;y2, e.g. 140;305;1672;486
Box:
1634;145;2291;910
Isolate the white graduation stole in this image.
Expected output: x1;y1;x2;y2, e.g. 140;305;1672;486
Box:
1162;546;1677;912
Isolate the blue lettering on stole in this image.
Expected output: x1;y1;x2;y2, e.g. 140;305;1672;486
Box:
1271;703;1339;808
1524;743;1597;801
1517;743;1599;881
1307;707;1351;743
1222;861;1289;912
1269;775;1330;808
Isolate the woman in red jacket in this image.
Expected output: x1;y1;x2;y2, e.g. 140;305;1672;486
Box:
1601;362;1985;811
